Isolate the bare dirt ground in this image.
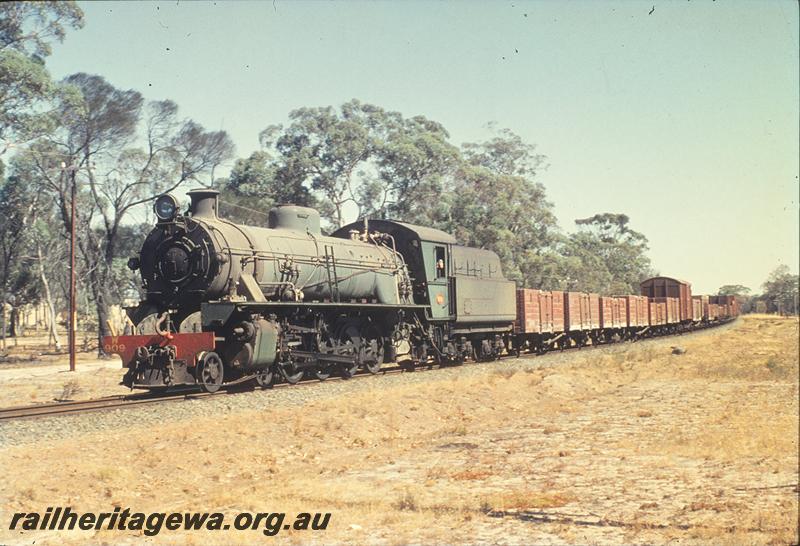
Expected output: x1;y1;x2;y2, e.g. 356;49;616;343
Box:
0;315;797;545
0;331;123;405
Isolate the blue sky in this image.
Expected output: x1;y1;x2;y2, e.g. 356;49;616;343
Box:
45;1;798;294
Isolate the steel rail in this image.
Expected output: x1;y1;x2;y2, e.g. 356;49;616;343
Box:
0;365;406;422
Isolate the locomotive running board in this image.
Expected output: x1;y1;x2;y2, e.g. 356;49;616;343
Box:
201;301;429;331
225;301;429;309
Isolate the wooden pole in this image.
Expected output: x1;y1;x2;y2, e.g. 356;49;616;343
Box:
69;165;76;372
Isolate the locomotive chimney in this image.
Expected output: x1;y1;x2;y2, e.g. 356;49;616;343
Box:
187;188;219;219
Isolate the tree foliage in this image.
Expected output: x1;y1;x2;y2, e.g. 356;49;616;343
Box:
0;1;84;58
217;101;653;293
0;2;84;155
257;100;460;228
717;284;751;296
0;2;83;342
717;284;753;313
0;157;52;342
217;148;315;225
442;129;558;287
565;213;653;294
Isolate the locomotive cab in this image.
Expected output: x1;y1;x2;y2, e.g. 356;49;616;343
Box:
334;220;456;318
333;220;516;330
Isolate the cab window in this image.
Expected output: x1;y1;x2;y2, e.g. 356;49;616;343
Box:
434;246;446;279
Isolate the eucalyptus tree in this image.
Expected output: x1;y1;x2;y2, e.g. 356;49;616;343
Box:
761;265;798;315
718;284;753;313
261;100;460;229
25;74;234;349
0;165;42;346
446;129;560;288
568;213;653;294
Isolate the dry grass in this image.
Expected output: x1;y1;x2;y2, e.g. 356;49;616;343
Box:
0;315;797;545
0;362;129;407
483;489;575;511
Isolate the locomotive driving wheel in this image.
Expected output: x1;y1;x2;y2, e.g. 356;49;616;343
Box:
197;351;224;393
336;323;361;379
360;323;384;374
313;334;335;381
333;320;385;377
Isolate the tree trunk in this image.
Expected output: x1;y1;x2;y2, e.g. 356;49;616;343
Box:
1;301;5;350
335;203;343;229
37;241;61;350
9;307;17;338
87;263;111;356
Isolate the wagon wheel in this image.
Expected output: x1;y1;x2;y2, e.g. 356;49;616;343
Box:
476;340;496;362
197;351;224;393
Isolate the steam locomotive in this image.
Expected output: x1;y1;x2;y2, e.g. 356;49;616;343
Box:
105;189;737;392
106;189;516;391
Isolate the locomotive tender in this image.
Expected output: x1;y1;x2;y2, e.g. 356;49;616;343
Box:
107;189;516;392
104;189;738;392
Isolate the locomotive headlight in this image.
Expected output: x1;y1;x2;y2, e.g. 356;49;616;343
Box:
154;194;179;221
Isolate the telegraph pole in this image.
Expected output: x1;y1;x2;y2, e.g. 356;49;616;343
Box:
63;162;77;372
70;166;76;372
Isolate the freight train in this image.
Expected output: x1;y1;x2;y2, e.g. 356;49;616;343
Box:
103;189;739;392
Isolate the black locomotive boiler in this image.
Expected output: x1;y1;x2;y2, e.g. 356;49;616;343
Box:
105;189;517;391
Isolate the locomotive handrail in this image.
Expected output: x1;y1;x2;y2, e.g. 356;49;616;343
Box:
298;230;325;291
232;247;396;269
324;245;341;302
213;216;261;283
367;232;408;274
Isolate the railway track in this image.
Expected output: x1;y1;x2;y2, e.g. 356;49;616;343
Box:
0;365;406;422
0;391;209;421
0;320;733;422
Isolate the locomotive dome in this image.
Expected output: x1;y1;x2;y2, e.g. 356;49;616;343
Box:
268;205;321;234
